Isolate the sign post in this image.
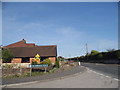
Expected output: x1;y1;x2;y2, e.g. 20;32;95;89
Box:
45;67;46;73
30;68;32;76
28;64;48;76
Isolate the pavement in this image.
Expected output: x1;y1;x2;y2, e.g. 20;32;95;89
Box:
5;67;118;88
2;65;86;85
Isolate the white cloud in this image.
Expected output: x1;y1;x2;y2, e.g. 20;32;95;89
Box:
55;27;84;36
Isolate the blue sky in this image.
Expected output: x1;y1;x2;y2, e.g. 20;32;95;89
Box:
2;2;118;58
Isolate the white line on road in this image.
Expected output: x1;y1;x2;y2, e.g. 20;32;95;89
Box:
4;66;119;88
3;68;86;87
2;81;39;87
86;67;119;81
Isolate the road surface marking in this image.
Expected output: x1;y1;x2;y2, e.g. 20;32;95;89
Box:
86;67;119;81
3;67;87;87
2;81;39;87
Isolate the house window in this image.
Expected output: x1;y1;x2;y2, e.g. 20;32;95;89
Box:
21;57;30;63
41;57;48;61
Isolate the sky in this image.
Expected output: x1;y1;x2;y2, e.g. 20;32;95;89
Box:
2;2;118;58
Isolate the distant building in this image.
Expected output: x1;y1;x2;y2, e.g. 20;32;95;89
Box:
3;39;57;66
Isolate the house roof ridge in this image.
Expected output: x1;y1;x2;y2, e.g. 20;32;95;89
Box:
3;39;57;48
37;45;57;47
26;43;35;44
3;39;26;48
6;45;57;49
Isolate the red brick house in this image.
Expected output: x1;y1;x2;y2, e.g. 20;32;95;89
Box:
3;39;57;65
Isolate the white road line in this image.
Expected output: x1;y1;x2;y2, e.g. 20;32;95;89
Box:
3;68;85;87
113;78;119;81
4;66;119;87
3;81;39;87
86;67;119;81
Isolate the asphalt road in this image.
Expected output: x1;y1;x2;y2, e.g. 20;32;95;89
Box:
3;63;119;88
6;68;118;88
81;62;119;79
2;66;86;85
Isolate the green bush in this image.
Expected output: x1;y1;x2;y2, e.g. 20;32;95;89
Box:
32;61;38;65
97;53;103;60
49;68;57;73
2;48;13;63
41;58;52;66
55;59;60;68
116;50;120;60
57;56;64;61
91;50;99;55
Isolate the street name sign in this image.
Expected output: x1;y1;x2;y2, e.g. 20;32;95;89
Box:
28;64;48;68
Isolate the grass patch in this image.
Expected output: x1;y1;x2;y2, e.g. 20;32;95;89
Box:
48;67;58;73
3;67;59;79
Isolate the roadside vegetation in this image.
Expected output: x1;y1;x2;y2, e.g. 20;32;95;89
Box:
2;48;13;63
68;49;120;64
1;45;79;79
3;63;59;79
3;67;58;79
2;57;60;79
2;57;79;79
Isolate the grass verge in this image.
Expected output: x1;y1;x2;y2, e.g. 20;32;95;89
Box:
3;67;58;79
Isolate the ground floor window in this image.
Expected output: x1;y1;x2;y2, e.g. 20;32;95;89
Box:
41;57;49;62
2;59;11;63
21;57;30;63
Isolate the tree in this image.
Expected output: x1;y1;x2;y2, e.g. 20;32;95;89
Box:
0;48;2;66
106;49;115;52
116;50;120;60
2;48;13;63
58;56;64;61
91;50;99;55
96;53;103;60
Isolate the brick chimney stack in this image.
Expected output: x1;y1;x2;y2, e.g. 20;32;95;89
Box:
22;39;26;43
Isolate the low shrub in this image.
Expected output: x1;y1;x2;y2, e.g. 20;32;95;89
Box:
55;59;60;68
32;61;38;65
40;58;52;66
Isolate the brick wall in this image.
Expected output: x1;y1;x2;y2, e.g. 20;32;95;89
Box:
30;58;35;63
49;57;56;65
11;57;56;65
11;58;22;63
2;63;31;68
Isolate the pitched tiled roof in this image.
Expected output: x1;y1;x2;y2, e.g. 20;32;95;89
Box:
3;39;35;48
26;43;35;47
3;39;57;57
3;39;26;48
8;45;57;57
